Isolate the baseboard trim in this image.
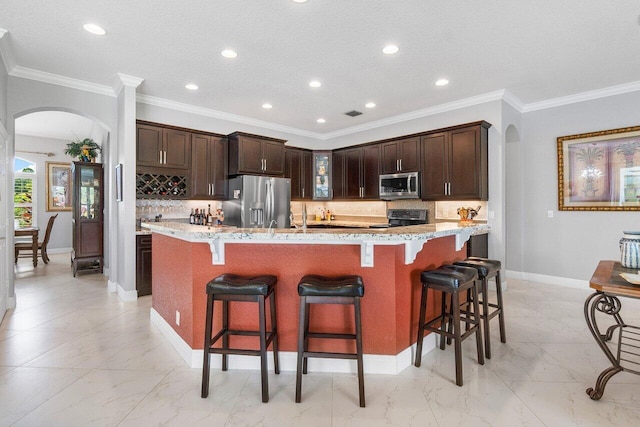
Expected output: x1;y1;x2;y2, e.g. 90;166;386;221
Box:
116;284;138;302
107;280;117;293
149;308;437;375
505;269;588;289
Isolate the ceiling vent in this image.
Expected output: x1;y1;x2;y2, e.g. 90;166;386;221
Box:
345;110;363;117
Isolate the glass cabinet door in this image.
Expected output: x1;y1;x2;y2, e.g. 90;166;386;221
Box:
313;151;332;200
74;163;102;221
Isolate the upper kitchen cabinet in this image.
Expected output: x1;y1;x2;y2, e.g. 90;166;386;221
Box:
136;121;191;170
190;133;228;200
421;121;490;200
380;136;421;174
228;132;286;176
334;145;380;199
284;147;313;200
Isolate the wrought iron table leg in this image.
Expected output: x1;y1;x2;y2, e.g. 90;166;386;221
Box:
584;291;624;399
586;366;623;400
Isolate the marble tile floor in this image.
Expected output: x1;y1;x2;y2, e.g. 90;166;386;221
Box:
2;253;640;426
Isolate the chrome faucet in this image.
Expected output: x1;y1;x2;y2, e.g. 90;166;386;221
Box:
268;219;278;234
301;203;307;230
290;211;299;229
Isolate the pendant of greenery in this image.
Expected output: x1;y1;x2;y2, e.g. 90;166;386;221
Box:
65;138;102;161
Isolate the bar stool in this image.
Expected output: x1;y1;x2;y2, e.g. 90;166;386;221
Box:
295;274;365;407
454;257;505;359
201;274;279;403
415;265;484;386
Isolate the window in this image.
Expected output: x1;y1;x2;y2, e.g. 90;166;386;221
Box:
14;158;37;228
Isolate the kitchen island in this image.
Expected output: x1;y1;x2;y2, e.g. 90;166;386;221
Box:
144;221;489;374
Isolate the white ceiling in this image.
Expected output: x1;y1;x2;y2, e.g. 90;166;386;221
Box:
15;111;95;141
2;0;640;136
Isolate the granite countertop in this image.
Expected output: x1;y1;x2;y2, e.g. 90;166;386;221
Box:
141;220;489;243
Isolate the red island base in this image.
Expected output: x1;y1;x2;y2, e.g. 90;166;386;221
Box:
151;234;466;372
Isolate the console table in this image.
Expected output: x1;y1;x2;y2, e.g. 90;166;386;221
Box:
585;260;640;400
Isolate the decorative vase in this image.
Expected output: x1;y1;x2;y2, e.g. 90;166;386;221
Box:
620;231;640;269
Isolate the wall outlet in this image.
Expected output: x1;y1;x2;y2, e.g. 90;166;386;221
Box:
547;210;554;218
175;310;180;326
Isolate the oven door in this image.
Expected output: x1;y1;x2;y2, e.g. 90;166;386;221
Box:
379;172;420;200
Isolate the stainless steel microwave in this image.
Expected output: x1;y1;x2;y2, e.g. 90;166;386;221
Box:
379;172;420;200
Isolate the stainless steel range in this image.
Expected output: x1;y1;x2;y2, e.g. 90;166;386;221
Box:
370;209;428;228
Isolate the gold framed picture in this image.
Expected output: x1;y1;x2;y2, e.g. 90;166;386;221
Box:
557;125;640;211
46;161;72;211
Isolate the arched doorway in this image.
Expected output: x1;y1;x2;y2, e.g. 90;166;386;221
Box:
1;108;110;317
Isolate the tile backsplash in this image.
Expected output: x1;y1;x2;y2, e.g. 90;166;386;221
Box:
435;200;488;221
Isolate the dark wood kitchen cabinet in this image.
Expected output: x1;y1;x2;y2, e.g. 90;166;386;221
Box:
190;133;228;199
71;162;104;277
136;234;152;296
333;145;380;199
284;147;313;200
136;122;191;170
380;136;421;174
421;121;490;200
228;132;286;176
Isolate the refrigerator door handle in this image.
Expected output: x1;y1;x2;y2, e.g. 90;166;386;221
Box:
265;179;272;225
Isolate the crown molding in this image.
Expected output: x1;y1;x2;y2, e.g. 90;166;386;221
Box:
113;73;144;95
136;94;322;139
522;81;640;113
322;90;507;139
10;66;116;97
0;28;16;74
501;89;525;113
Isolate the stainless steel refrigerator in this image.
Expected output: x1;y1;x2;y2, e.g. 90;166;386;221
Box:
223;176;291;228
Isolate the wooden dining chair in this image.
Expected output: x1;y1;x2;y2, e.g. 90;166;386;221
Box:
15;214;58;264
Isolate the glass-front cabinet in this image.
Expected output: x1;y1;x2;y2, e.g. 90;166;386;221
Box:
71;162;104;276
313;151;332;200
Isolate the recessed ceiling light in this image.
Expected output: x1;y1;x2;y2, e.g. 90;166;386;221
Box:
291;0;309;3
262;103;273;109
309;80;322;88
382;45;399;55
185;83;198;90
317;118;326;123
365;102;376;108
221;49;238;59
83;23;106;36
435;78;450;86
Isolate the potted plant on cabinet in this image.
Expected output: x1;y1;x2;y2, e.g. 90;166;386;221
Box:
65;138;101;162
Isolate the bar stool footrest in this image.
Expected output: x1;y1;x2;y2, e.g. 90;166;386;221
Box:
303;351;358;360
306;332;357;340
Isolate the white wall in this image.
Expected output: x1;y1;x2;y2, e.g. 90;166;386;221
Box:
14;134;73;251
520;91;640;280
0;52;7;126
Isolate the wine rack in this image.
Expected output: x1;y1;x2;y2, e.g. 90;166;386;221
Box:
136;172;188;198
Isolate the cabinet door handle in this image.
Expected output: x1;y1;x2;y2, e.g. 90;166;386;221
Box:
264;159;267;171
399;159;402;171
302;188;305;198
448;182;451;195
396;159;399;171
444;183;447;195
163;151;167;164
159;151;163;164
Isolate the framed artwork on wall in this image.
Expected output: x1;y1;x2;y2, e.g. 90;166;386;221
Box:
557;125;640;211
45;161;72;211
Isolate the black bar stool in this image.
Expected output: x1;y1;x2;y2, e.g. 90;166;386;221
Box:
415;265;484;386
201;274;279;403
454;257;505;359
295;274;365;407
